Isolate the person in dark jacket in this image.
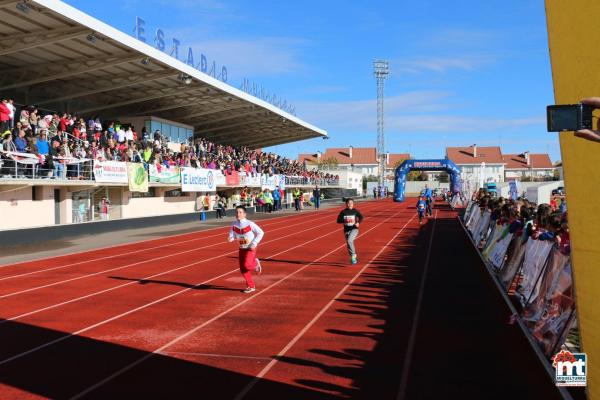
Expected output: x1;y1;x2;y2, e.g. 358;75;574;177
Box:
312;186;321;210
336;198;364;265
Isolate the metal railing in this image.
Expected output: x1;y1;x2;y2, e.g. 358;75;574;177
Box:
0;151;341;187
0;152;94;180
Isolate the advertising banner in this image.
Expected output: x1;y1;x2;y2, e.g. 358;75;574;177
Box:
488;230;513;270
225;171;240;186
261;174;285;190
240;173;261;187
128;163;149;193
529;260;575;356
214;170;226;186
472;210;491;246
509;180;520;200
93;161;128;183
518;239;554;304
181;167;216;192
499;236;529;289
149;165;180;184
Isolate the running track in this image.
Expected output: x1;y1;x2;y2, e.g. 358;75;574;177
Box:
0;199;571;399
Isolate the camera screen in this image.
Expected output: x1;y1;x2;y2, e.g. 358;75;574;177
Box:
550;108;578;131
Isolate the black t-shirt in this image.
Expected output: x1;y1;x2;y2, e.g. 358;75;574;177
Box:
337;208;364;232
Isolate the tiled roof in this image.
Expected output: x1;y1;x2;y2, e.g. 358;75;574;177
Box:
503;153;554;169
446;146;504;164
298;147;410;166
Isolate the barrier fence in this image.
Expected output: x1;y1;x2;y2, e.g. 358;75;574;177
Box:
461;201;577;359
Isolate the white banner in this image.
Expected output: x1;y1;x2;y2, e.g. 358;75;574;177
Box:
214;170;226;186
240;173;261;187
519;239;554;305
489;231;513;270
93;161;128;183
261;174;285;190
181;167;217;192
2;150;40;165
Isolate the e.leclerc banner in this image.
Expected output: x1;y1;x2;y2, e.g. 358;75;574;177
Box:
93;161;128;183
181;167;216;192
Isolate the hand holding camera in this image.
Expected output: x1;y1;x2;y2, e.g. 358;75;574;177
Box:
547;97;600;143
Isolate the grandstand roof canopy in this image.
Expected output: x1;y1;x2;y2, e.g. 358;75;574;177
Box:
0;0;327;148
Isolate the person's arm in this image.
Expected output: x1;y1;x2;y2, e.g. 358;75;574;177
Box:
249;221;264;248
337;210;345;224
576;97;600;142
228;225;235;242
356;210;364;224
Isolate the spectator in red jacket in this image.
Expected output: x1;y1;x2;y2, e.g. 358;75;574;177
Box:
0;99;11;134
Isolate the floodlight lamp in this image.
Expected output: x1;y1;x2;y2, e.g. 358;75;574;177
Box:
141;57;150;65
86;33;97;43
373;59;390;76
179;74;192;85
16;1;30;14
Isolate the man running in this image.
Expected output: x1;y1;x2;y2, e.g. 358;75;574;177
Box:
228;206;264;293
337;198;364;265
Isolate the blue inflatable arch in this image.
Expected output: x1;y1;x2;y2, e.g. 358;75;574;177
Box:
394;159;461;202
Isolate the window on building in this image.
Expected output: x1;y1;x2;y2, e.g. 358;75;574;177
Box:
131;188;156;198
165;189;189;197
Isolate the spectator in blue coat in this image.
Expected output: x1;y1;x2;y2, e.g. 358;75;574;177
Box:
37;131;49;155
272;185;281;211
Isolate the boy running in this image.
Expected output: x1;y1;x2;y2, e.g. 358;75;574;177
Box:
337;198;364;265
228;206;264;293
416;196;427;224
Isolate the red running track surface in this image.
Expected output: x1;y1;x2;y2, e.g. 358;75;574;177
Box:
0;199;571;399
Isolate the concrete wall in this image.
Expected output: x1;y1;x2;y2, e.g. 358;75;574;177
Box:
525;181;564;205
404;181;449;195
0;186;56;230
121;188;197;219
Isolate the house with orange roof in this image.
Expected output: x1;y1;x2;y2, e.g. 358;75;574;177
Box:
446;145;506;183
503;152;555;180
298;146;410;178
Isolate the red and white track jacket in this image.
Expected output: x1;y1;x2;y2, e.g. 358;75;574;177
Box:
229;219;264;249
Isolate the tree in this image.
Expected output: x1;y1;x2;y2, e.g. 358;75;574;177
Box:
438;172;449;183
318;156;338;170
407;171;421;181
363;174;378;190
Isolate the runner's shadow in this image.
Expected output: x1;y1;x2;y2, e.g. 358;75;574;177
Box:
264;258;349;268
0;319;345;399
108;276;240;291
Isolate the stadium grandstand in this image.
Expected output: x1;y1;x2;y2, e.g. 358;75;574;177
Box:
0;0;342;230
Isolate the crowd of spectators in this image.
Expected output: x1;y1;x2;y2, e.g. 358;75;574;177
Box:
0;99;339;185
471;188;569;256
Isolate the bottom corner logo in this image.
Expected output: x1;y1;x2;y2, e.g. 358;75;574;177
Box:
553;350;587;387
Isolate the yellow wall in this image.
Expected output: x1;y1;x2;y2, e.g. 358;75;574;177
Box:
546;1;600;398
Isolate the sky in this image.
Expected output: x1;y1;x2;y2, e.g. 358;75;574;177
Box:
67;0;560;162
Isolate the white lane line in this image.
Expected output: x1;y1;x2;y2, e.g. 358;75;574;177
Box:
69;205;407;400
0;203;393;370
396;210;437;400
160;351;272;361
0;209;344;299
0;207;377;323
0;207;334;280
234;214;417;400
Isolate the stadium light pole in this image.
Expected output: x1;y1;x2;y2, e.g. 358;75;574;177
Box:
373;59;389;187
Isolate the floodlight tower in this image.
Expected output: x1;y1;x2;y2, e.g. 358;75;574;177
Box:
373;59;389;187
